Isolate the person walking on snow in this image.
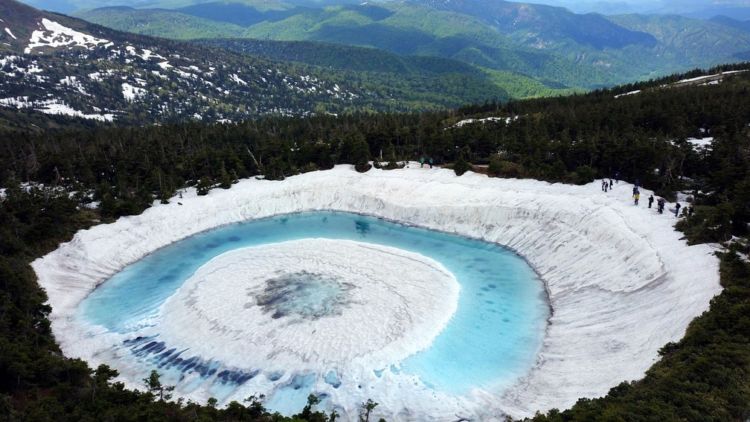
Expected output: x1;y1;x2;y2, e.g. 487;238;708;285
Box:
675;202;681;217
609;179;613;189
634;190;640;206
648;194;654;208
657;198;665;214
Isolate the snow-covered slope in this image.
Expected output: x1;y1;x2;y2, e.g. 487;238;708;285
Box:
33;166;721;420
24;17;109;53
0;0;370;123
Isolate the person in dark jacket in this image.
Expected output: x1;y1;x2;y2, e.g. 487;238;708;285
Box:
648;194;654;208
675;202;681;217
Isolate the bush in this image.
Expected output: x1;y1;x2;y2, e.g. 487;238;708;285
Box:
675;204;735;244
453;156;472;176
573;165;596;185
196;177;212;196
355;162;372;173
488;157;525;178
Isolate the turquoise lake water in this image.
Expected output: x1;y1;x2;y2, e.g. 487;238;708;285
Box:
79;211;549;410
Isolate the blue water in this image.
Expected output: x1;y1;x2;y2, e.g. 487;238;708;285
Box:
80;211;548;403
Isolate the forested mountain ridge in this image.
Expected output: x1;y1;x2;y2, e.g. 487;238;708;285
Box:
197;38;575;99
0;0;521;125
409;0;658;49
76;0;750;89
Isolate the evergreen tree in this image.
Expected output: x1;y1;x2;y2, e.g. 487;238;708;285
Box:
196;176;213;196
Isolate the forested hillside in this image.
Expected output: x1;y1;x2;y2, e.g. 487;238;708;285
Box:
0;0;516;125
198;38;574;99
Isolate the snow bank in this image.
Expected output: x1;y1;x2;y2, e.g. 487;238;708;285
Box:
33;166;720;419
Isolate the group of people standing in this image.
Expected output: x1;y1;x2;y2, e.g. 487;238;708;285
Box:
602;176;694;217
418;157;434;168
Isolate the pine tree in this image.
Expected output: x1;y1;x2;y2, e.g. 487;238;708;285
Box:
196;176;213;196
142;370;175;401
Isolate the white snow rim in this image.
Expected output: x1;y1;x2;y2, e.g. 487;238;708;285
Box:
33;165;721;420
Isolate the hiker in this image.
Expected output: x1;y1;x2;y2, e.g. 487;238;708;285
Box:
429;157;434;168
648;194;654;208
634;191;640;205
657;198;665;214
601;180;606;192
609;179;613;189
632;186;638;196
604;183;608;192
675;202;681;217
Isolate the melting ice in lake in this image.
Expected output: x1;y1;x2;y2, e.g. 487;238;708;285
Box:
77;212;549;417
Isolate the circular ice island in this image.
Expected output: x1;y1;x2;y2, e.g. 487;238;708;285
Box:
158;239;460;372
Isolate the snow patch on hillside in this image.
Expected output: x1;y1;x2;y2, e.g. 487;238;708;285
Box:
614;89;640;98
125;45;164;61
0;96;113;121
687;136;713;149
675;70;747;84
37;100;114;121
452;116;516;128
121;82;146;101
25;19;109;54
60;76;88;95
4;27;16;40
230;73;247;86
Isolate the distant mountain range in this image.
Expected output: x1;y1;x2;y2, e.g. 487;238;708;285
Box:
73;0;750;90
20;0;750;19
3;0;574;125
